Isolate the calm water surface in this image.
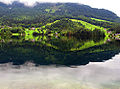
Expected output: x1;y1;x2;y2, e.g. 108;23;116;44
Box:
0;35;120;89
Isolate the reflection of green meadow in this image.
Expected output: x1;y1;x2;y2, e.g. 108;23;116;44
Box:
0;34;110;52
0;34;119;66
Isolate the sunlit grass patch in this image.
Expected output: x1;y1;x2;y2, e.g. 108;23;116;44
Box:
45;9;50;13
91;18;112;23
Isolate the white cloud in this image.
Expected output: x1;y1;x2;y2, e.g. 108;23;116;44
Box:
78;0;120;17
0;0;120;16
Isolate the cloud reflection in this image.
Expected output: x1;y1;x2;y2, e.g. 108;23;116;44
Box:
0;53;120;89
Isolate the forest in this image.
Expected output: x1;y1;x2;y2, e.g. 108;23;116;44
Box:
0;1;120;39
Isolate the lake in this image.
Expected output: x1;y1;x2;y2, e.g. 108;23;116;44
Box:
0;35;120;89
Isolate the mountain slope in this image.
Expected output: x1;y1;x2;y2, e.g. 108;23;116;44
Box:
0;2;119;23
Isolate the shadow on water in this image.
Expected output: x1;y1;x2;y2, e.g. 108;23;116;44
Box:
0;35;120;66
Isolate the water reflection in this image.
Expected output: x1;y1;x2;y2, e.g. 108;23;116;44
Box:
0;35;120;89
0;53;120;89
0;35;120;66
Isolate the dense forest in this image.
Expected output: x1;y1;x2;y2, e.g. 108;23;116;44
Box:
0;1;120;38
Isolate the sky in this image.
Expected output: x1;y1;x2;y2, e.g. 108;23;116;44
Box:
0;0;120;17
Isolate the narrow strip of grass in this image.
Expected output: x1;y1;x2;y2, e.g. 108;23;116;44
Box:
91;18;112;23
12;33;20;36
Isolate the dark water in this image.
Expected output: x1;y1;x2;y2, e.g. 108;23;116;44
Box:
0;35;120;89
0;35;119;66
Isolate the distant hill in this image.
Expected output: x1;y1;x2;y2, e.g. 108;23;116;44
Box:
0;1;120;23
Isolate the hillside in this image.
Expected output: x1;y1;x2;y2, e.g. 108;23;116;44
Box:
0;1;120;38
0;1;120;24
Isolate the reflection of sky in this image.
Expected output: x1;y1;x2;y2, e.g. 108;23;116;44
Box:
0;53;120;89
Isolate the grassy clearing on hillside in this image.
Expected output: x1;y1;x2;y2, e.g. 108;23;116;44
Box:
25;29;39;35
45;5;63;13
91;18;112;23
24;18;109;37
12;33;20;36
70;19;108;37
51;9;56;13
45;20;60;26
70;19;106;30
45;9;51;13
45;8;56;13
25;20;60;35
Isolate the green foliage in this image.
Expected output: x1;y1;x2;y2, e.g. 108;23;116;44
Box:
45;9;50;13
109;24;120;33
46;19;83;32
0;2;118;38
0;2;119;27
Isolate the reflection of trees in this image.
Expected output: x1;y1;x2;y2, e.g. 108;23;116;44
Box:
49;36;106;51
0;36;119;66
